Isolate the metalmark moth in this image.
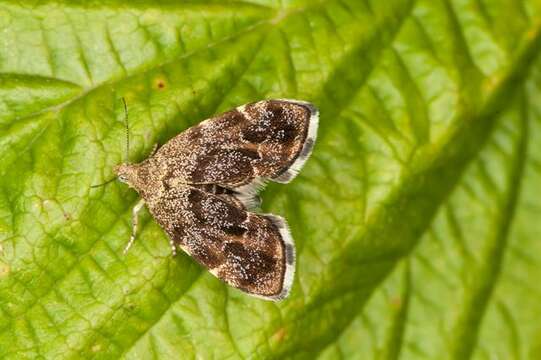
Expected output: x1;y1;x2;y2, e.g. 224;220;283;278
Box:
111;99;318;300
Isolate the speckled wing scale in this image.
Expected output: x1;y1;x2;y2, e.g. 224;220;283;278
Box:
115;99;318;300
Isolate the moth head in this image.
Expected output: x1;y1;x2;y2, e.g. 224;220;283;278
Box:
114;163;137;187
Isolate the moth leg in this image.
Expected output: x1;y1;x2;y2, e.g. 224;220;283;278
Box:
168;236;177;256
123;198;145;254
149;143;159;157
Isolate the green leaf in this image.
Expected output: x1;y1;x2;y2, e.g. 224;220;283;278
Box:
0;0;540;359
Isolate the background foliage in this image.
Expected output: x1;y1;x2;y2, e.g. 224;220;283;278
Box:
0;0;540;359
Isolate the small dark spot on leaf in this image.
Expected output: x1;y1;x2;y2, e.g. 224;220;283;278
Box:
154;77;167;90
390;296;402;309
0;263;10;278
272;327;287;343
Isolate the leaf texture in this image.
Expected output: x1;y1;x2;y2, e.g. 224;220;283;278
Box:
0;0;540;359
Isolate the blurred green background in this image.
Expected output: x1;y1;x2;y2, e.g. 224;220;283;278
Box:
0;0;540;358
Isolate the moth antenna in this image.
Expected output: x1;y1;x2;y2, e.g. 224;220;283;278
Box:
122;97;130;164
91;98;130;190
90;177;116;188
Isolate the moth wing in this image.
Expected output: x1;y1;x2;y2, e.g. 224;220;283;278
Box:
146;186;295;300
154;99;318;193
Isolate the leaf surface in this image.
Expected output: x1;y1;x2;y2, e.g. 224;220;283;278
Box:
0;0;540;359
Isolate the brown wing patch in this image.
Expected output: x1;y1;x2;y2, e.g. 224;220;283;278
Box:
239;100;313;180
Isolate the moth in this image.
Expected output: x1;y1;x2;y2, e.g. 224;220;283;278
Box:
111;99;318;300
